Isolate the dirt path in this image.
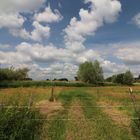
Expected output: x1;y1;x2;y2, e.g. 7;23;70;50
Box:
66;100;93;140
39;89;135;140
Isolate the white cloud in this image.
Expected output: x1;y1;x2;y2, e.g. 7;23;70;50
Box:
0;0;45;13
133;13;140;28
0;13;25;29
0;0;132;79
0;42;107;79
30;21;51;41
64;0;121;52
102;60;127;77
9;22;51;41
9;28;31;40
114;41;140;65
35;5;63;23
0;41;131;79
0;0;45;29
0;0;61;42
0;51;31;65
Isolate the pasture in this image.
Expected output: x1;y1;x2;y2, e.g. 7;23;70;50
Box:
0;86;140;140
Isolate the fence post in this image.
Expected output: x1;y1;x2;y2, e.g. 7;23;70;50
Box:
49;87;55;102
28;93;33;109
129;87;137;113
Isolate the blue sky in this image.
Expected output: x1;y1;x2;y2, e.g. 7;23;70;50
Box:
0;0;140;79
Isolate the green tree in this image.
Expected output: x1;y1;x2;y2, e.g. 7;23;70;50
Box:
93;60;104;83
111;70;134;85
77;60;104;84
114;73;124;84
0;67;29;81
123;70;133;85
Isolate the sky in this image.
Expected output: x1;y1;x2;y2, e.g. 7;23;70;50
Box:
0;0;140;80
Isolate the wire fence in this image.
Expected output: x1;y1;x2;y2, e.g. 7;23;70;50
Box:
0;88;139;121
0;105;140;108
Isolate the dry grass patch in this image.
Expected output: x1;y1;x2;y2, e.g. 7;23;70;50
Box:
36;100;64;118
97;100;131;129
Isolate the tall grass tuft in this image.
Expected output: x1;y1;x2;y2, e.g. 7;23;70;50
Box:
131;111;140;138
129;88;140;138
0;97;44;140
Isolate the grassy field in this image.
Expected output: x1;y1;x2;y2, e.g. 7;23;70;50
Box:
0;86;140;140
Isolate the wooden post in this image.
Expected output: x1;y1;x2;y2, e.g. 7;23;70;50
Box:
28;93;33;109
49;87;55;102
129;87;137;113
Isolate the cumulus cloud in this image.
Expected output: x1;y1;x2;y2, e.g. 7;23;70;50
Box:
0;42;108;79
64;0;121;52
0;13;25;29
0;0;45;29
114;41;140;65
0;1;62;42
34;5;63;23
30;21;50;41
0;41;130;79
0;0;131;79
9;21;51;42
102;60;127;77
133;13;140;28
0;0;45;13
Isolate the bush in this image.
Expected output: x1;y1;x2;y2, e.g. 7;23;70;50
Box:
0;101;44;140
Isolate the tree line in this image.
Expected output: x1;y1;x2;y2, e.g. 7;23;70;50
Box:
77;61;134;85
0;61;134;85
0;67;29;81
106;70;133;85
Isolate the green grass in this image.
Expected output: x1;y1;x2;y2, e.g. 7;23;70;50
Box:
43;88;135;140
46;90;75;140
0;101;44;140
1;86;140;140
0;81;93;88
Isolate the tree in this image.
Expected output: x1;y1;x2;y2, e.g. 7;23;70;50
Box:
110;70;134;85
123;70;133;85
114;73;124;84
0;67;29;81
93;60;104;83
77;61;104;84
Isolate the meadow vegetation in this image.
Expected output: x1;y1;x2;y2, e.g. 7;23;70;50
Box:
0;62;140;139
0;86;140;139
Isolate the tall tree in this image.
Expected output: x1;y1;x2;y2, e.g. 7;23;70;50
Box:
77;60;104;84
123;70;134;85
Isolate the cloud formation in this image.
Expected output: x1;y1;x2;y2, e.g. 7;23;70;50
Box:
1;0;137;79
133;13;140;28
114;41;140;65
35;5;63;23
0;41;129;79
64;0;121;52
0;1;63;42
